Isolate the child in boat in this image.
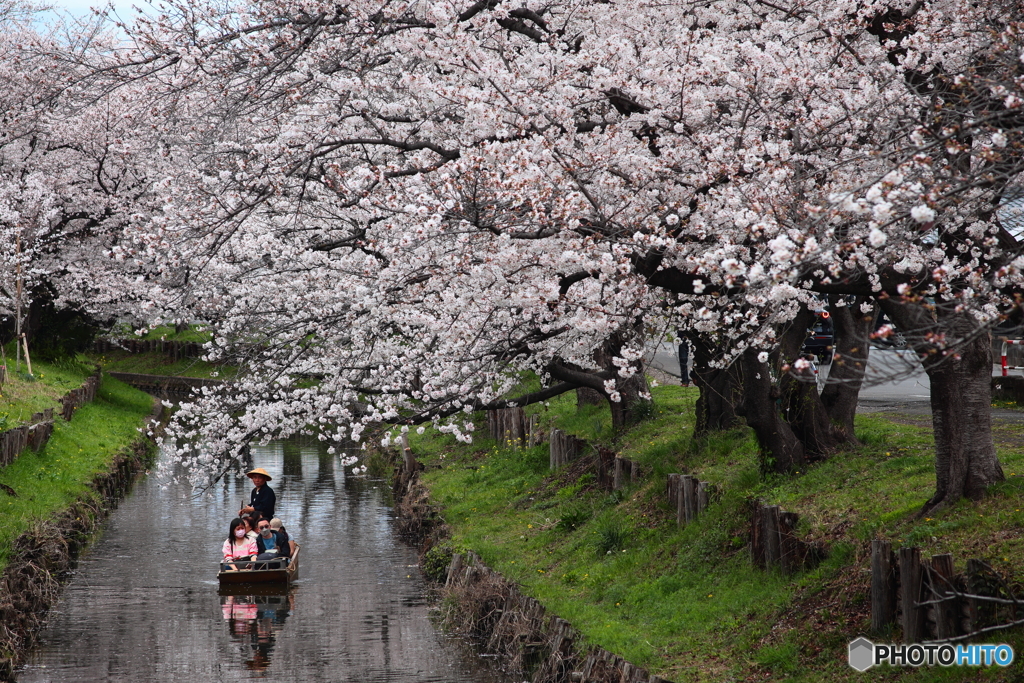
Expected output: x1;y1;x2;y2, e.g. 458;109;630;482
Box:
223;518;258;570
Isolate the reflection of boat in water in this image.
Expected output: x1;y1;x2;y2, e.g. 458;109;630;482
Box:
218;545;300;585
220;587;295;672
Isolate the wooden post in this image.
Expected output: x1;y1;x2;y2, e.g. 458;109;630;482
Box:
613;457;624;490
778;511;800;575
446;553;464;587
682;475;696;523
667;474;680;511
871;540;896;633
751;502;765;568
696;481;709;514
965;558;996;634
899;546;925;644
764;506;781;569
401;433;416;475
676;479;686;526
21;334;32;376
931;553;958;641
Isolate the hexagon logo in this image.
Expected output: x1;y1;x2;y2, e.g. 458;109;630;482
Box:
848;637;875;671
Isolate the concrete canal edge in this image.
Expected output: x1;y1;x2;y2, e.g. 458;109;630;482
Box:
0;401;166;681
391;451;674;683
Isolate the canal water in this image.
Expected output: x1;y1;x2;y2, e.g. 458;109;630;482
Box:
18;440;512;683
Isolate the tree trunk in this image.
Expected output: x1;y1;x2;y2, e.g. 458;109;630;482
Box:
591;332;651;430
820;295;875;443
881;301;1004;513
923;325;1004;511
739;348;805;474
576;387;604;408
550;327;652;432
691;335;742;438
778;306;840;461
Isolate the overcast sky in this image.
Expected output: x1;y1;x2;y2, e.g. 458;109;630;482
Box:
43;0;145;20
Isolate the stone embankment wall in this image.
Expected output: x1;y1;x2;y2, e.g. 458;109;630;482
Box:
0;401;164;681
390;446;674;683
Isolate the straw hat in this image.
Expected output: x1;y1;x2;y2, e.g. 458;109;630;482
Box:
245;467;273;481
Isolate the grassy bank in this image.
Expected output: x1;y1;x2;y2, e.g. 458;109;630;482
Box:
93;348;227;379
409;385;1024;682
0;374;155;572
0;355;94;428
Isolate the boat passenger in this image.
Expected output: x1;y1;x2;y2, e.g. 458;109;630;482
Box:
242;514;259;542
239;468;276;521
255;519;280;560
269;518;292;559
223;518;258;570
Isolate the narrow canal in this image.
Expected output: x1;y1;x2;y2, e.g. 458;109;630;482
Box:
18;440;511;683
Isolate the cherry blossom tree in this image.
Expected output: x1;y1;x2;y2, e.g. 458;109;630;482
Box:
0;7;152;356
96;0;1022;510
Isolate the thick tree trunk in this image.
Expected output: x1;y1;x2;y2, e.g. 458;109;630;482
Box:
739;348;805;474
881;301;1004;513
820;295;876;443
923;326;1004;511
778;306;840;461
691;335;743;438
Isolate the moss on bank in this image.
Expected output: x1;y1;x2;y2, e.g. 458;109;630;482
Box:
406;385;1024;682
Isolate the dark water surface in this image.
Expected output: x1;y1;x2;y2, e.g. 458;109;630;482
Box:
19;440;511;683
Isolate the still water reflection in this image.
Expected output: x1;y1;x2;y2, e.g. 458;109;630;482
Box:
19;440;510;683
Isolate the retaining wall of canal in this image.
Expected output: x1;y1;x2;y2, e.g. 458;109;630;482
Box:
0;401;164;681
391;451;674;683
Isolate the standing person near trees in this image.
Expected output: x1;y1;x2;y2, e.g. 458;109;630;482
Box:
239;468;276;521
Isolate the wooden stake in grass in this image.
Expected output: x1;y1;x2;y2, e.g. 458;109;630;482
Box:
21;334;32;377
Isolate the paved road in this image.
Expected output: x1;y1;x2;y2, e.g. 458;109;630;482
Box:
646;343;1015;416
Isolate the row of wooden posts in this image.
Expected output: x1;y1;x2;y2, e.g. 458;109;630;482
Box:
870;540;1021;643
486;407;542;449
490;408;708;524
94;337;205;361
0;371;100;468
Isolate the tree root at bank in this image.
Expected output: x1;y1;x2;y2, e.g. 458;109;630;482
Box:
0;437;154;681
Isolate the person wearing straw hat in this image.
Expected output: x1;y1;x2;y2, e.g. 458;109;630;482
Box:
239;468;276;521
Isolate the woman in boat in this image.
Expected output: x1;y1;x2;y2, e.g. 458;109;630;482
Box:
223;518;258;570
242;514;259;542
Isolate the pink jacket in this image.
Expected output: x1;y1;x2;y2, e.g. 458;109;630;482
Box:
222;537;258;561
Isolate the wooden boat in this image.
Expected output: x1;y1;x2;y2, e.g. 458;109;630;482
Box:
218;544;300;585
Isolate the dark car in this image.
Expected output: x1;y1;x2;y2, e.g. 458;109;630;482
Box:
802;312;834;363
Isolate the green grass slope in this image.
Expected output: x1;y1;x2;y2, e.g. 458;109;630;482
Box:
0;374;155;572
409;385;1024;682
